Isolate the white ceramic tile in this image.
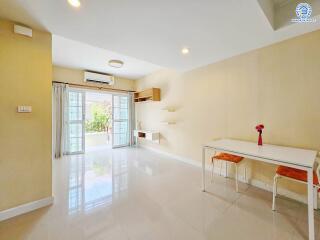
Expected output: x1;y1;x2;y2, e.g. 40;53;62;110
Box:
0;147;316;240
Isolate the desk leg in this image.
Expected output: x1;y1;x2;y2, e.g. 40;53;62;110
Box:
202;147;206;192
307;168;315;240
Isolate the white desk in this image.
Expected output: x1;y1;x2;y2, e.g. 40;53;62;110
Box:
202;139;317;240
133;130;160;145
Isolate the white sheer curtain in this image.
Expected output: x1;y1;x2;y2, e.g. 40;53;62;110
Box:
52;83;68;158
128;92;135;146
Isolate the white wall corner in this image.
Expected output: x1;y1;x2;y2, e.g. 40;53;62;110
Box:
0;196;54;222
257;0;275;30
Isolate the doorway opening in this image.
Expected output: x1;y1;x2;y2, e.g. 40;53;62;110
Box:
65;87;131;154
85;91;112;151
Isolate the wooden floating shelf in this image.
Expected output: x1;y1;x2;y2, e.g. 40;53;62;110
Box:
161;121;176;125
161;108;175;112
134;88;160;102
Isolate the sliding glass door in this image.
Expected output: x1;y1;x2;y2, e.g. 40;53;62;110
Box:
112;94;130;148
66;89;85;154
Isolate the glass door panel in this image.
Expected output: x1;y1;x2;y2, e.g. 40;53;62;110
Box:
66;89;85;154
112;94;129;148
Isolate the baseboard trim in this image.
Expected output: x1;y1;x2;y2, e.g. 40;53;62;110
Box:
0;196;54;222
140;145;311;205
249;179;308;204
140;145;210;170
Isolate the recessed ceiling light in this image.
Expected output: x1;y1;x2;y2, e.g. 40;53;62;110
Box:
68;0;81;8
108;60;124;68
181;47;189;55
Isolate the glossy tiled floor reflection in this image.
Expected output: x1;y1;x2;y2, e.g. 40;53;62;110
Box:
1;147;320;240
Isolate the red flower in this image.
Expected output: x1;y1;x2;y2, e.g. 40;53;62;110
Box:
255;124;264;131
256;124;264;146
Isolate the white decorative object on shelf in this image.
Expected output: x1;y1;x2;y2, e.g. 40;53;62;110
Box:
136;121;142;130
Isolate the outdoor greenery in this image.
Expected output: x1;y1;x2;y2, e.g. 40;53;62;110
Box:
85;103;111;132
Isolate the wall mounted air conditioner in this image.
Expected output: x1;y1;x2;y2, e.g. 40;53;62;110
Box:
84;71;114;85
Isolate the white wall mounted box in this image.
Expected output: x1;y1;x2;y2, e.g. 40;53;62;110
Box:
14;25;33;38
84;71;114;85
17;106;32;113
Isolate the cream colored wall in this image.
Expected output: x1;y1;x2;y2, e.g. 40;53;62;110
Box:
53;66;135;91
136;30;320;197
0;20;52;211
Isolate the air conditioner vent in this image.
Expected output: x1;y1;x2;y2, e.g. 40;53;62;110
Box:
84;71;114;85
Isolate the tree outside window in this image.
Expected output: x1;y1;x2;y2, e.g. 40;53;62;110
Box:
85;103;112;133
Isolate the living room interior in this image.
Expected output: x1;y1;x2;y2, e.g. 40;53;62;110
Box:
1;1;320;240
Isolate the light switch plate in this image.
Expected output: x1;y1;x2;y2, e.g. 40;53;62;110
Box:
17;106;32;113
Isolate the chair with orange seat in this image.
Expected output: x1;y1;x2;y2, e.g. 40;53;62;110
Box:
211;153;246;192
272;160;320;211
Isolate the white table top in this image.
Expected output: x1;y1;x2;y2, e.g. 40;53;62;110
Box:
204;139;317;168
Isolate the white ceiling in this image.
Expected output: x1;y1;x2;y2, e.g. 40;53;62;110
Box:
52;35;162;79
0;0;320;79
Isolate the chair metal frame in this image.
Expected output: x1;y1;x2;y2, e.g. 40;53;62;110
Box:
211;157;247;192
272;159;320;211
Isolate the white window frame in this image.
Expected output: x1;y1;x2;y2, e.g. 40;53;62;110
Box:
65;87;86;154
112;93;130;148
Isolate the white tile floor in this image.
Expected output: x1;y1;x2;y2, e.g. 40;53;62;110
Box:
1;147;319;240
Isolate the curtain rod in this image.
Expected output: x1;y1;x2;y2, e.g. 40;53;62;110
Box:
52;81;135;93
